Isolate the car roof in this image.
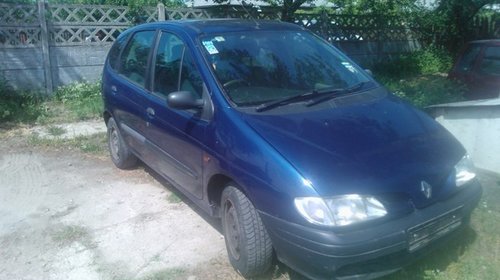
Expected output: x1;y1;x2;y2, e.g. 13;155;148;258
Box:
468;39;500;45
131;19;304;37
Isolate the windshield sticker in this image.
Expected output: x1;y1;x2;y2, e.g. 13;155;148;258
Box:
341;61;357;73
214;36;225;42
202;40;219;55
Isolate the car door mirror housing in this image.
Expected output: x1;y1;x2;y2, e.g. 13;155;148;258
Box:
167;91;204;110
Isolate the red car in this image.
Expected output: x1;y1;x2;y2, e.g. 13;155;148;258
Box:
449;40;500;99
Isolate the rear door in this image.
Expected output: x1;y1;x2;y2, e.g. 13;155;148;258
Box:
108;30;156;158
143;31;209;199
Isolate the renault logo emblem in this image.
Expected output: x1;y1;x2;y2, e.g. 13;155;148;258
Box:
421;181;432;199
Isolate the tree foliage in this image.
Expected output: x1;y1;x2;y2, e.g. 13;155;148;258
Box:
433;0;500;52
47;0;185;9
334;0;421;15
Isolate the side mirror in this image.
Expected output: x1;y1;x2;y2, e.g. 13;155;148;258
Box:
364;69;373;77
167;91;204;110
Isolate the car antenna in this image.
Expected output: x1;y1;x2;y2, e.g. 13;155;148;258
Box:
236;0;259;26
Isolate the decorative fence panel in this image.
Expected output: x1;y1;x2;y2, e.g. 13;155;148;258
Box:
1;2;422;93
48;4;132;45
293;13;421;64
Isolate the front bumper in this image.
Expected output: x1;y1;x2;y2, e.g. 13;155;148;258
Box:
260;181;482;280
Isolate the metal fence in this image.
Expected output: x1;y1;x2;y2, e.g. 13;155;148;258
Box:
0;1;423;93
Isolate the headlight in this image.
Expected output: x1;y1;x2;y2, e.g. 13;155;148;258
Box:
455;155;476;187
294;195;387;227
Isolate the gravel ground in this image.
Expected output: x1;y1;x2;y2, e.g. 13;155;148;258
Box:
0;123;247;280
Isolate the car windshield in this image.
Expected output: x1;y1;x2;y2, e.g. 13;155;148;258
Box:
200;30;373;107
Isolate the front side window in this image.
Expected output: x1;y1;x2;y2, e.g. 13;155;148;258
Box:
118;30;155;86
153;32;203;99
200;31;372;106
479;46;500;76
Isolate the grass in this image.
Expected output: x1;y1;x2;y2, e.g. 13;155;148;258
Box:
166;193;183;204
46;125;66;137
54;81;103;121
28;132;108;155
0;80;102;127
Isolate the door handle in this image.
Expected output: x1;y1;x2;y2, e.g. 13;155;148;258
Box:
111;85;117;95
146;107;155;118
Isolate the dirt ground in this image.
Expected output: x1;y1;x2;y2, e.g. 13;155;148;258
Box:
0;123;246;280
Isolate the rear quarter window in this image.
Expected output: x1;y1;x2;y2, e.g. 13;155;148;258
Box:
117;30;156;86
108;33;131;71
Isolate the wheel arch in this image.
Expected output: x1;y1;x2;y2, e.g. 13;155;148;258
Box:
103;110;112;125
206;173;249;217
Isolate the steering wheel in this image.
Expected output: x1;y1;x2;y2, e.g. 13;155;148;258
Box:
223;79;249;89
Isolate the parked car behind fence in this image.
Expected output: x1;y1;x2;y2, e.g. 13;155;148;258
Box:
449;40;500;100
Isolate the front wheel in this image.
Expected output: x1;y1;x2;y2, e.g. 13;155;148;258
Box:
221;185;273;278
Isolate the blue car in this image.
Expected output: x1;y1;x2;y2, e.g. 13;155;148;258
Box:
101;19;482;279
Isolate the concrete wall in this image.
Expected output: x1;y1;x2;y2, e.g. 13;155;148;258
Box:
50;44;111;88
0;44;111;92
429;99;500;174
0;47;46;90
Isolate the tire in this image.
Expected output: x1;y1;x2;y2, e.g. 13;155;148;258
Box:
221;185;273;278
107;117;137;169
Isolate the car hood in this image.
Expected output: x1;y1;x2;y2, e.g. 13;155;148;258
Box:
239;89;465;208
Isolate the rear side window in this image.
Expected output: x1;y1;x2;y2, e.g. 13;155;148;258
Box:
118;30;155;86
456;44;481;73
107;33;130;71
479;46;500;76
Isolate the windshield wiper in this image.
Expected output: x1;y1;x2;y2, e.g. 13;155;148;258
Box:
305;82;368;107
255;82;369;112
255;91;322;112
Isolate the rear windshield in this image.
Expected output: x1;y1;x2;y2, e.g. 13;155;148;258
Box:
200;31;372;106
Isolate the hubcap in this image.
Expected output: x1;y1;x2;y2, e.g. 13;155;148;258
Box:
110;128;120;161
224;200;241;260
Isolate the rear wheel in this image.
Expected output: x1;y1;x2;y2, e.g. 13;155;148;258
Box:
221;185;273;278
107;117;137;169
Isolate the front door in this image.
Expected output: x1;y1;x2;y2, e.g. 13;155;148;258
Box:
144;31;208;199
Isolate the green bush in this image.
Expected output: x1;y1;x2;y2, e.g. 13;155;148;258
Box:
373;47;453;79
0;76;48;123
54;81;103;120
373;47;461;108
381;75;466;108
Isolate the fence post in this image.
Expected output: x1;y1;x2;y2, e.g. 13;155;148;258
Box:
38;0;53;94
157;3;165;21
